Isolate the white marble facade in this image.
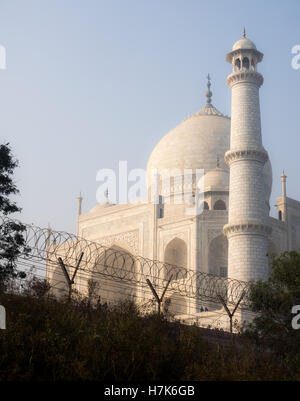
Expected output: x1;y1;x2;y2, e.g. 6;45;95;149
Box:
52;32;300;324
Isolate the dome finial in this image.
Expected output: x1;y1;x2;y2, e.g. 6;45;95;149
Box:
243;27;246;38
206;74;212;105
105;188;109;203
77;191;83;216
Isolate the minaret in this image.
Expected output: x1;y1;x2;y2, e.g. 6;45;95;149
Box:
77;192;83;235
223;30;271;282
77;192;83;216
280;170;289;250
46;224;52;249
280;170;287;222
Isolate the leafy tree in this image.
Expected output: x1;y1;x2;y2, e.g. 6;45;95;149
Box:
0;143;28;290
247;251;300;377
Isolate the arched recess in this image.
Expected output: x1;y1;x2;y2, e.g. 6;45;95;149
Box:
199;201;209;211
213;200;226;210
91;245;136;304
235;58;241;71
208;234;228;276
242;57;250;70
164;237;187;281
51;264;69;298
165;293;187;315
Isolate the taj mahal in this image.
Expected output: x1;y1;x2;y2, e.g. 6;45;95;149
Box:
48;30;300;327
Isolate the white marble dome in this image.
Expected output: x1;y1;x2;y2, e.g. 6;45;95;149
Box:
147;104;231;183
147;102;272;205
232;37;257;51
198;167;229;191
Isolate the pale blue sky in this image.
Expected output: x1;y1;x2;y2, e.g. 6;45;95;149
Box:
0;0;299;233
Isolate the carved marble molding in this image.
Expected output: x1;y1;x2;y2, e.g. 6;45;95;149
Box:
223;221;272;237
97;229;139;254
226;71;263;88
225;148;268;166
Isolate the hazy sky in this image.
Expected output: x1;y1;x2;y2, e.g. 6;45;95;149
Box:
0;0;299;233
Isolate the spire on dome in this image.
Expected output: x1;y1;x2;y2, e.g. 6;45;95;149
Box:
105;188;109;203
185;75;229;119
243;27;246;38
206;74;212;105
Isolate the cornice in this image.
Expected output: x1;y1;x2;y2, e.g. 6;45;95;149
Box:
223;220;272;237
225;148;268;166
226;71;263;88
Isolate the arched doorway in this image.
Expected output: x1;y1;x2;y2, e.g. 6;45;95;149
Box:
164;238;187;281
213;200;226;210
199;201;209;211
51;264;69;298
208;234;228;276
91;245;136;304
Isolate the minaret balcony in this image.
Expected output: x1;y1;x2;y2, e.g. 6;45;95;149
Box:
224;148;268;166
226;71;263;88
223;220;272;238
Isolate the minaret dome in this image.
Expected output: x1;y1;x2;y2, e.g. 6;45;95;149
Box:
226;29;263;74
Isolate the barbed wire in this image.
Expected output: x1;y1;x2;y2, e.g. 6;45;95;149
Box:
0;215;251;310
12;259;242;332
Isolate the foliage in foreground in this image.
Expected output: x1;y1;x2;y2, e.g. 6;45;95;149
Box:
0;280;295;381
0;143;28;290
246;250;300;376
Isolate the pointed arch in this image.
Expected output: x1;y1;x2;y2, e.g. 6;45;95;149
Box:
199;201;209;211
213;200;226;210
51;264;69;298
235;57;241;71
242;57;250;70
164;237;187;281
208;234;228;276
91;244;136;304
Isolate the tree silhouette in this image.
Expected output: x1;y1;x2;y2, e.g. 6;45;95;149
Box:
0;143;28;290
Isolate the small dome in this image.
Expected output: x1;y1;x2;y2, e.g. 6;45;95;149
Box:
232;37;257;51
198;167;229;191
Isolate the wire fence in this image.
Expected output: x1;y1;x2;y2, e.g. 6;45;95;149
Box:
0;215;253;331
